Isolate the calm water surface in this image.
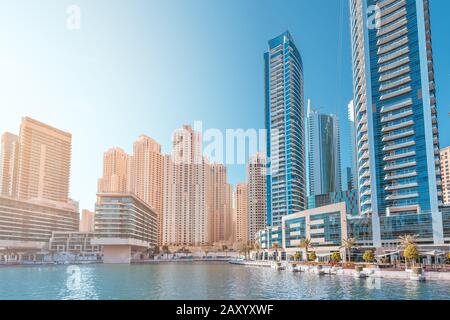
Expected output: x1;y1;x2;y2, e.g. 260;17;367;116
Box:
0;262;448;300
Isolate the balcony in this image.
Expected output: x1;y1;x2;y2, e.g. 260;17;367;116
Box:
384;171;417;180
379;75;411;92
386;193;419;201
378;0;407;19
384;160;416;171
388;204;419;214
379;56;410;73
380;86;412;101
378;46;409;64
377;26;408;46
378;8;407;29
382;129;415;142
383;151;416;161
382;120;414;132
381;109;413;123
385;182;418;191
379;39;409;58
379;66;410;82
382;140;415;152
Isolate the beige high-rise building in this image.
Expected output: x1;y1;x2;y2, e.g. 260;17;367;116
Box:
247;152;267;242
441;147;450;205
163;125;210;246
79;209;95;233
224;183;233;243
235;183;248;244
97;148;130;193
17;117;72;203
0;132;19;197
129;135;164;241
208;163;233;244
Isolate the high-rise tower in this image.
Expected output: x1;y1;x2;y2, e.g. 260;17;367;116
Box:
350;0;443;245
265;31;306;226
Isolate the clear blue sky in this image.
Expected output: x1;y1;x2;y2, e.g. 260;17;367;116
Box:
0;0;449;211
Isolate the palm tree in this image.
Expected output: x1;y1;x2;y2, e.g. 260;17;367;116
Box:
300;238;313;258
162;245;169;259
222;245;228;257
254;243;260;260
341;237;357;263
272;242;279;261
398;234;419;267
398;234;419;248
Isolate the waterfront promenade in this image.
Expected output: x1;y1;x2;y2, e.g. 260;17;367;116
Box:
229;260;450;281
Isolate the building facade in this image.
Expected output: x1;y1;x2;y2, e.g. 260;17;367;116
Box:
128;135;164;243
308;190;359;216
0;195;79;249
441;147;450;204
347;100;358;191
93;193;158;263
265;31;307;227
162;125;210;246
350;0;443;246
79;209;95;233
247;153;267;242
0;132;19;197
307;102;342;196
97;148;130;193
16;117;72;203
49;231;102;255
235;183;248;243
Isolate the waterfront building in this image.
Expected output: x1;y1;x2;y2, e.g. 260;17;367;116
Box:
97;148;130;194
129;135;164;242
235;183;248;243
307;102;342;196
247;152;267;242
308;190;359;216
162;125;210;247
441;147;450;204
92;193;158;263
265;31;307;227
0;195;79;250
16;117;72;203
0;132;19;197
49;231;102;255
347;100;358;191
350;0;443;246
79;209;95;233
281;203;348;261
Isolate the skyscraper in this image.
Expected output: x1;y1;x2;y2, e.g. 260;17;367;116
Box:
129;135;164;242
347;100;358;191
247;152;267;242
97;148;130;193
441;147;450;205
235;183;248;243
208;163;232;244
17;117;72;203
162;125;210;246
350;0;443;245
0;132;19;197
265;31;306;227
307;101;342;196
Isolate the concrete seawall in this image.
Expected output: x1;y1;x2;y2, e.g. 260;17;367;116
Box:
230;260;450;281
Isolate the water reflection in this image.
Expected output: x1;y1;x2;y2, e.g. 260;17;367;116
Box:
0;262;447;300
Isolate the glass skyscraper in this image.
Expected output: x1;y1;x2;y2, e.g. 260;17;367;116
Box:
306;101;342;196
265;31;306;227
350;0;443;246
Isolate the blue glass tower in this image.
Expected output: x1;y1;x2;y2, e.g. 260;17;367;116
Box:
265;31;306;227
350;0;443;245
